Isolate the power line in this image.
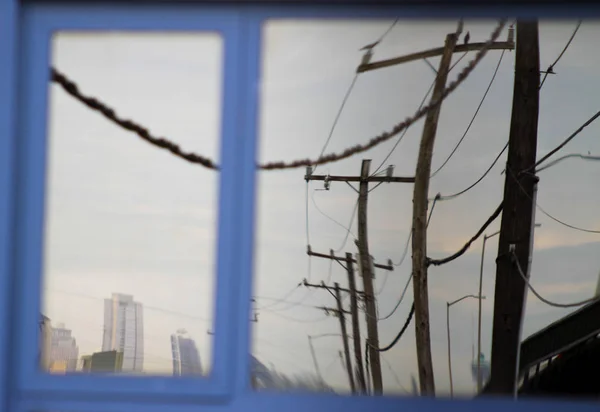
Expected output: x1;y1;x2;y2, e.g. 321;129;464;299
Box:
508;167;600;234
369;303;415;352
253;296;319;310
438;141;508;201
377;195;439;319
254;284;301;311
261;308;331;324
264;15;505;170
370;51;471;178
50;68;218;170
377;193;438;294
273;191;357;313
381;353;410;394
539;20;582;90
427;201;504;267
49;288;210;321
334;200;359;252
311;190;357;241
51;20;507;173
536;153;600;173
375;18;399;45
529;109;600;174
431;50;506;178
313;74;359;174
511;250;599;308
371;79;435;176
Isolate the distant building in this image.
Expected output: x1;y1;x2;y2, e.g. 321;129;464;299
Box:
101;293;144;373
471;353;491;386
49;322;79;373
81;355;93;372
39;314;52;371
171;329;202;376
80;351;123;373
411;374;419;396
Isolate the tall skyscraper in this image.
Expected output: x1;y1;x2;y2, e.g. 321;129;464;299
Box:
49;322;79;373
170;329;202;376
102;293;144;373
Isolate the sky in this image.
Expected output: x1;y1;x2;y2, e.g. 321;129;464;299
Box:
42;18;600;398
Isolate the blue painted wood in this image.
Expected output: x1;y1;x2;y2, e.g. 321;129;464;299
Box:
230;12;262;395
7;1;600;412
17;388;600;412
0;0;19;411
14;1;243;403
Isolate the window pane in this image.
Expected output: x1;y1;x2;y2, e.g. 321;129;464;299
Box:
252;18;600;399
41;32;222;377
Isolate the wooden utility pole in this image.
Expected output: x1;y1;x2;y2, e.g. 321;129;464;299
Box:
356;159;383;394
303;248;390;395
335;283;356;394
303;278;358;393
346;252;367;393
488;21;540;396
412;27;461;396
353;24;514;397
318;304;355;393
305;161;412;395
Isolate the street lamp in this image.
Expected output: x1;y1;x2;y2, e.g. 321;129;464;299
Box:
476;223;541;391
447;294;485;398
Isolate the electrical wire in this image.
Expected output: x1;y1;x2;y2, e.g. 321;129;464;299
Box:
536;153;600;173
52;21;506;173
312;73;359;173
381;354;410;394
427;202;504;266
334;200;359;253
311;190;357;241
539;20;582;90
431;50;506;178
376;18;400;45
371;78;435;177
511;251;599;308
377;195;439;319
508;167;600;234
260;182;315;313
438;141;508;201
262;192;356;314
370;50;470;178
370;303;415;352
253;296;318;310
254;285;302;311
529;109;600;174
377;194;438;295
261;308;331;324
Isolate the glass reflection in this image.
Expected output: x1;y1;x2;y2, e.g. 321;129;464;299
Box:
41;32;222;376
252;18;600;399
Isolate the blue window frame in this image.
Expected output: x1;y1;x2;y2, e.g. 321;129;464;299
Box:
0;1;599;412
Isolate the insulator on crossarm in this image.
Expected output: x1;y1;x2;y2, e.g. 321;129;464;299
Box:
508;26;515;45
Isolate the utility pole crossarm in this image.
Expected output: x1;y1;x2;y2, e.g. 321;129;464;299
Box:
303;279;365;296
357;41;515;73
305;174;415;183
307;247;394;271
318;306;352;316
